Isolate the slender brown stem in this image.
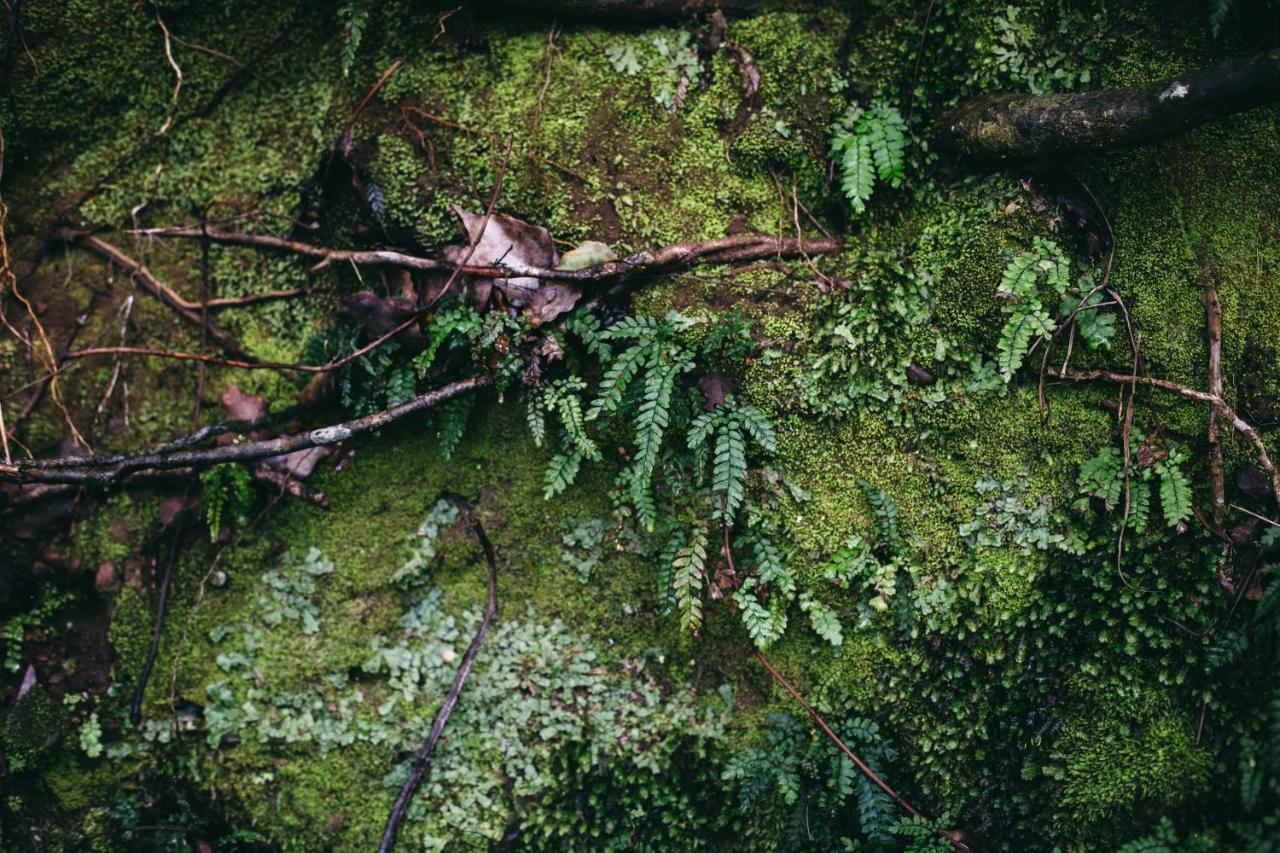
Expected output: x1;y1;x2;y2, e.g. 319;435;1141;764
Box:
379;514;499;853
0;374;490;485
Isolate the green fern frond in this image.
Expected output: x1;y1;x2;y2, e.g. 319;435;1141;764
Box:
544;450;584;499
1156;453;1193;527
436;396;472;460
673;524;708;633
800;592;843;646
713;417;748;522
737;404;777;452
587;341;648;421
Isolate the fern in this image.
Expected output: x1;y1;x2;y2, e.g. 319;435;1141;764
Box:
543;450;584;499
734;580;788;648
993;238;1073;380
672;524;708;633
689;402;777;524
200;464;252;541
800;592;843;646
435;396;472;460
1156;450;1193;527
629;354;684;522
830;102;908;214
337;1;368;77
1077;445;1124;509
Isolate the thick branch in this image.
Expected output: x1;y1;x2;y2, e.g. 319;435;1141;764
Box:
942;49;1280;160
0;375;489;486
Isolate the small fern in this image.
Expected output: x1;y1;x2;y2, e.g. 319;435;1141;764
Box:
1155;449;1193;527
688;399;777;524
800;591;843;646
733;579;788;648
672;523;708;633
200;464;253;541
830;102;908;214
994;238;1071;380
337;1;368;77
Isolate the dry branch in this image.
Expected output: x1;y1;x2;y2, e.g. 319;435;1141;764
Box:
1047;367;1280;516
0;374;490;486
64;232;255;359
133;225;841;283
942;48;1280;160
379;514;499;853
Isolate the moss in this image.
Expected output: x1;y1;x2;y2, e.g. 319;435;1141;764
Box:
6;0;1280;849
1051;679;1214;842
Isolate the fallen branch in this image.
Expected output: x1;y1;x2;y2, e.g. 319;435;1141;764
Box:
1047;367;1280;516
132;224;841;283
0;374;490;485
1205;285;1227;533
64;232;256;359
379;514;499;853
941;48;1280;160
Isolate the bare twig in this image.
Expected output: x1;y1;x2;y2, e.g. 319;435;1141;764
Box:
752;651;971;850
64;232;253;359
0;374;489;485
379;514;499;853
130;515;186;725
1205;285;1226;530
136;224;842;284
150;1;183;135
0;400;10;464
1048;367;1280;516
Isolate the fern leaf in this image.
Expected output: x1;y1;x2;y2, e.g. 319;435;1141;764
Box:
436;396;472;460
865;102;907;185
544;450;584;499
526;391;547;447
673;524;708;633
1157;457;1193;527
800;592;843;646
737;404;777;453
587;341;647;421
839;135;875;214
713;417;748;523
631;355;680;499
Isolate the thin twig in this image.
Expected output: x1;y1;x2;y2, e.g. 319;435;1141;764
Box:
1048;366;1280;516
379;514;499;853
150;1;183;135
0;374;489;485
130;515;187;725
0;400;10;464
752;651;971;850
65;232;252;358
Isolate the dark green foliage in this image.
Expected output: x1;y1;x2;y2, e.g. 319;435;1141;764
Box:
724;713;900;849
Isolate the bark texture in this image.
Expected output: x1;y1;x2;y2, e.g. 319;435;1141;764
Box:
942;49;1280;160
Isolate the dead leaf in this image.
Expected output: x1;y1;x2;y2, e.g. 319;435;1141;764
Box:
524;283;583;326
222;385;266;422
698;373;735;411
444;206;557;306
266;446;331;480
339;291;427;354
557;240;617;272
